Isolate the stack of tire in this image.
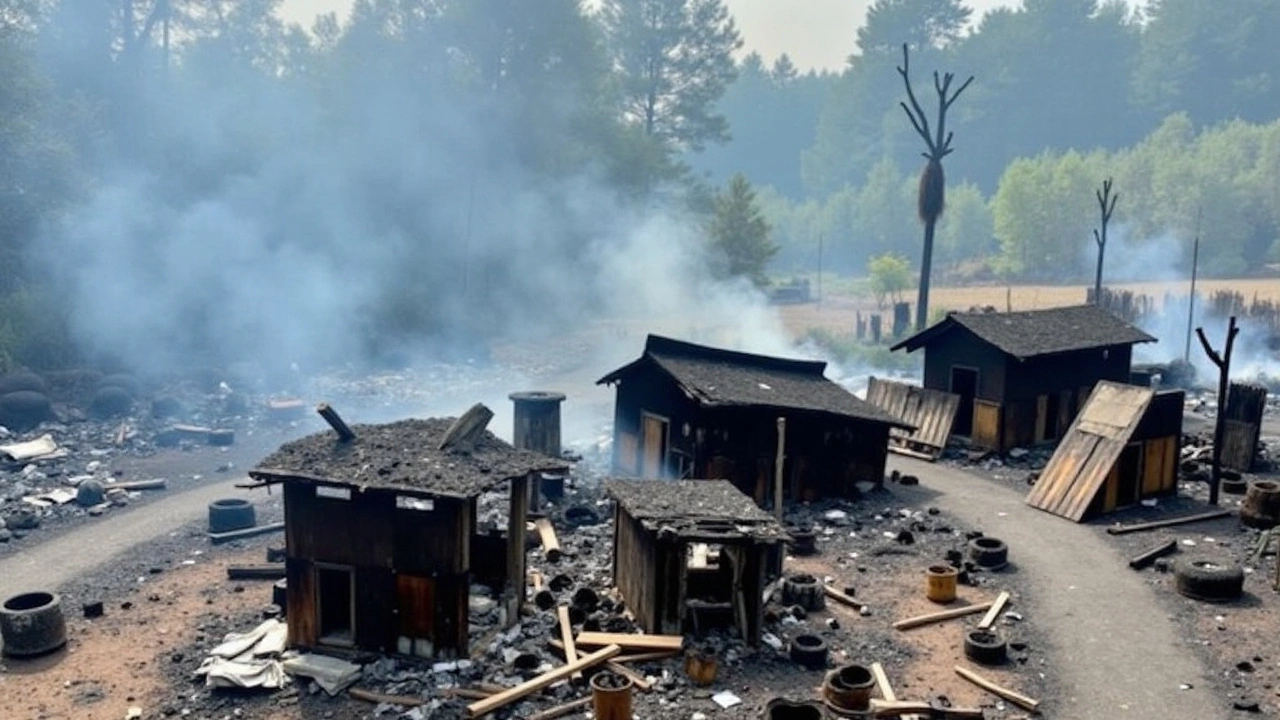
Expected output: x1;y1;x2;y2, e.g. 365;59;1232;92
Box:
89;373;139;420
0;372;53;432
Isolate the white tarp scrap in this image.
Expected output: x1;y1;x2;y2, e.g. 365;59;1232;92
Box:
281;652;363;695
195;656;289;690
210;619;284;659
0;434;66;463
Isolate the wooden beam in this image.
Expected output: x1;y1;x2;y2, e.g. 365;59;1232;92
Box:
870;699;984;719
605;660;652;691
535;518;563;562
208;521;285;545
893;601;994;631
528;697;592;720
1128;539;1179;569
467;645;621;718
612;650;680;664
440;403;494;452
574;632;684;652
104;478;167;491
1106;509;1231;535
226;564;286;580
557;606;580;681
824;584;865;611
350;688;424;706
954;665;1040;712
977;591;1010;630
316;403;356;442
871;662;921;720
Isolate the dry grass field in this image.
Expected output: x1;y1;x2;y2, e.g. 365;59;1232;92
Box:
781;277;1280;337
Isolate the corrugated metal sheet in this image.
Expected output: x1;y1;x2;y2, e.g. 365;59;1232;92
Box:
865;377;960;460
1026;381;1156;522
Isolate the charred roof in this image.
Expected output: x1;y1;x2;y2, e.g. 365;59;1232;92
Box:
598;335;910;428
891;304;1156;360
606;479;788;542
249;417;566;498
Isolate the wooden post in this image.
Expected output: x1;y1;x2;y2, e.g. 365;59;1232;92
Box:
557;605;581;681
316;403;356;442
440;403;494;452
774;417;786;521
1196;316;1239;506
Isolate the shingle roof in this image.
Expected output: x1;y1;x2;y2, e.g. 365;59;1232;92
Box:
605;479;787;542
249;417;567;498
597;335;911;428
890;304;1156;360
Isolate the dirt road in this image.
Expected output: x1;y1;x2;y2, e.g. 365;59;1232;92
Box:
889;455;1229;720
0;479;259;600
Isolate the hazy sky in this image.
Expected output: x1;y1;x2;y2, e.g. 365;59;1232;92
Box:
280;1;1141;73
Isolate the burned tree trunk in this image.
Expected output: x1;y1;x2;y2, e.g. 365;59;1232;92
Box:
897;44;973;332
1196;316;1240;506
1092;179;1118;304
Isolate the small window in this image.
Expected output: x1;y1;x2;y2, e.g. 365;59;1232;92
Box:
316;486;351;500
686;543;723;570
396;495;434;511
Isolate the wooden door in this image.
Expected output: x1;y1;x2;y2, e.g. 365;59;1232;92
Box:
396;574;434;657
641;414;668;478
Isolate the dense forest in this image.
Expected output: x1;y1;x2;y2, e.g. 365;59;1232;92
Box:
1;0;1278;373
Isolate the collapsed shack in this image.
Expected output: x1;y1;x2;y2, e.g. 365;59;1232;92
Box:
248;414;567;659
1026;381;1184;521
605;479;788;645
598;334;912;504
891;304;1155;453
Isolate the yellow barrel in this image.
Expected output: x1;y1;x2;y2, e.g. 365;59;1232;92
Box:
926;565;958;603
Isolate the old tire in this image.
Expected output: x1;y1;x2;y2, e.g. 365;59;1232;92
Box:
89;386;133;419
0;372;47;396
1;591;67;657
1221;477;1249;495
0;390;53;431
1174;557;1244;602
98;373;140;397
781;573;825;611
967;536;1009;570
789;634;829;670
963;628;1007;665
208;498;256;533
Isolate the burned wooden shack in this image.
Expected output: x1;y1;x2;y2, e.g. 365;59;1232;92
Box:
248;413;566;659
606;479;787;645
598;335;912;504
891;305;1155;452
1026;381;1184;521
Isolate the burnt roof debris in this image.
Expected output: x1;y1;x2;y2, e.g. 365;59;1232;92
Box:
598;334;911;428
606;479;788;542
249;416;567;498
891;304;1156;360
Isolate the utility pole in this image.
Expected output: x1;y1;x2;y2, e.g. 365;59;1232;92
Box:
1184;208;1202;363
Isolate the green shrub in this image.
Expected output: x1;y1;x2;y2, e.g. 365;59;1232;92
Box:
801;327;920;374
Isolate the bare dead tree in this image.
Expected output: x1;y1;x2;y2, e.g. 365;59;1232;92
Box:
898;44;973;332
1091;178;1118;304
1196;316;1239;506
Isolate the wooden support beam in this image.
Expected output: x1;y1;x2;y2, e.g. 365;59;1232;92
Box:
557;606;581;681
316;403;356;442
605;660;652;690
208;521;285;545
870;699;984;719
1106;509;1231;535
871;662;921;720
574;632;684;652
467;645;621;718
893;601;993;631
528;697;591;720
1129;539;1179;569
226;564;286;580
104;479;167;491
440;403;494;452
535;518;563;562
977;591;1010;630
824;584;865;611
954;665;1040;712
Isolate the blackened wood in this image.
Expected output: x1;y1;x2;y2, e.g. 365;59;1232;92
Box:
1128;539;1178;569
316;403;356;441
439;403;494;451
226;564;286;580
1196;316;1239;505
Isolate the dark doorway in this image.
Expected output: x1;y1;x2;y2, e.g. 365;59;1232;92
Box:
641;413;669;478
317;565;355;646
1116;443;1143;508
1044;392;1062;440
950;367;978;436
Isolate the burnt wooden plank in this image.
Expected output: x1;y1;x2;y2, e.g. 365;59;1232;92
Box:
356;566;395;653
286;558;317;648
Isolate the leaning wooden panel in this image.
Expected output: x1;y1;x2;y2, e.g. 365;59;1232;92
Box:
867;378;959;460
1026;381;1156;522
